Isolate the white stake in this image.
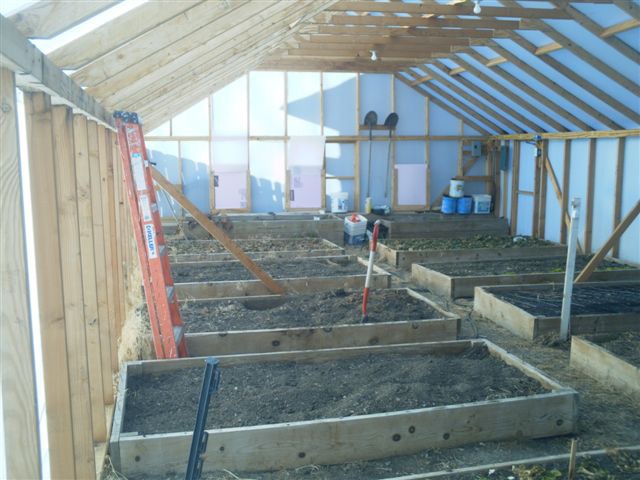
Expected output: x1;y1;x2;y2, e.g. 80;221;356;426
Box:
560;198;581;341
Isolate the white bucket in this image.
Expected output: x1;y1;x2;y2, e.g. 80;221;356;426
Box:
472;194;492;214
331;192;349;213
449;179;464;198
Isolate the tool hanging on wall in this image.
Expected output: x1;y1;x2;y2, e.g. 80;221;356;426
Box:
363;111;378;213
114;111;188;359
383;113;399;201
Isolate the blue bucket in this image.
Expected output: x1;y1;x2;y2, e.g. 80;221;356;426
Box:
442;195;457;214
456;196;473;215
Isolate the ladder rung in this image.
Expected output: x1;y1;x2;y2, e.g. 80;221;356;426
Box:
173;325;185;345
166;286;175;303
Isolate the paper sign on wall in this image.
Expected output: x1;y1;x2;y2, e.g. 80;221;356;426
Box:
396;164;427;206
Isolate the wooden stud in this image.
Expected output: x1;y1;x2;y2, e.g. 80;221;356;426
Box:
51;104;96;478
612;138;626;258
72;113;107;443
561;140;571;244
355;72;361;210
87;120;115;403
575;201;640;282
532;142;542;238
24;92;76;479
509;141;521;235
1;68;41;480
584;139;596;253
425;96;431;210
538;140;548;239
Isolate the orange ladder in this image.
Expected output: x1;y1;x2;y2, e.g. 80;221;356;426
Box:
114;111;187;359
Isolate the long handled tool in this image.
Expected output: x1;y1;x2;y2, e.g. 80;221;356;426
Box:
383;113;399;200
361;220;381;323
364;111;378;207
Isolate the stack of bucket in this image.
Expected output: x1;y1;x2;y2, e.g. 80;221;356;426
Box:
442;179;472;215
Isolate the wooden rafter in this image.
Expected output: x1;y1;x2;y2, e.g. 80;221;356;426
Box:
325;15;527;30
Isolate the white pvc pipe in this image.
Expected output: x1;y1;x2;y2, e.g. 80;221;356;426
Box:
560;198;581;341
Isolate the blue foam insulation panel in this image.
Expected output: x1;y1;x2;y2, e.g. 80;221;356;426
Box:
429;141;459;204
568;139;590;246
322;72;356;136
249;71;285;136
544;140;565;244
181;141;210;214
146;140;182;217
287;72;321;136
517;194;535;236
212;75;247;136
394;77;425;135
249;140;285;212
359;141;394;209
620;136;640;263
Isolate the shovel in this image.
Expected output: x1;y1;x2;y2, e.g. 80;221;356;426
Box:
383;113;399;200
363;111;378;201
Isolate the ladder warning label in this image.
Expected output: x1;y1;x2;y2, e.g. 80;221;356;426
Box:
139;195;152;222
131;153;146;192
144;224;158;259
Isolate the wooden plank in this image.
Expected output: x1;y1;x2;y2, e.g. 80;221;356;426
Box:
532;143;542;237
612;138;625;258
600;18;640;37
584;139;596;253
538;142;548;238
51;105;96;478
328;15;523;30
561;140;571;244
509;141;520;235
111;339;577;476
24;92;76;479
491;130;640;141
0;15;113;127
73;114;107;442
570;336;639;397
151;168;286;295
9;0;119;38
0;67;41;480
576;201;640;282
110;129;127;336
87;120;115;404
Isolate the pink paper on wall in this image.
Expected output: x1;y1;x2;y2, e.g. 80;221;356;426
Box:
214;171;247;209
396;164;427;206
290;167;322;208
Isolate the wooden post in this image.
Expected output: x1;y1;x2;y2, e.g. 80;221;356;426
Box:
537;140;548;239
584;138;596;253
560;198;580;341
24;92;76;479
509;141;521;235
532;140;542;237
87;120;114;404
51;104;96;478
561;140;571;244
110;130;127;336
612;138;625;258
575;200;640;283
72;113;107;442
151;167;286;295
1;68;41;480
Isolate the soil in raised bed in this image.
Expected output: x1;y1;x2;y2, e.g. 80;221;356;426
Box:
167;238;334;255
421;255;634;277
171;257;366;282
588;332;640;368
384;235;553;251
122;345;547;435
494;284;640;317
180;289;441;332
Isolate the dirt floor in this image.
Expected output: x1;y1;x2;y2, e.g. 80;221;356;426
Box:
494;284;640;317
171;257;367;282
420;255;634;277
180;289;440;332
383;235;554;251
123;345;547;435
587;332;640;367
167;238;337;255
110;245;640;480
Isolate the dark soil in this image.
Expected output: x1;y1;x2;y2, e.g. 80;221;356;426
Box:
171;257;367;282
167;238;335;255
122;345;547;435
180;289;440;332
588;332;640;367
384;235;554;251
421;255;634;277
494;284;640;317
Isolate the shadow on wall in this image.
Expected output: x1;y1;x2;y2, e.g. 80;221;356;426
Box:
251;177;284;212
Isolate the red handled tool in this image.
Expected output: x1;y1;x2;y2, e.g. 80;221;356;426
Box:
361;220;381;323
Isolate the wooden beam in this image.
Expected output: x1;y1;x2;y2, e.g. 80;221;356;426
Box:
0;67;41;480
327;14;524;30
584;139;596;253
24;92;76;479
535;42;563;55
510;141;520;235
48;1;201;70
600;18;640;37
491;129;640;140
0;15;113;127
537;140;548;239
612;138;625;258
561;140;571;245
8;1;118;38
313;24;500;38
150;168;286;295
575;201;640;282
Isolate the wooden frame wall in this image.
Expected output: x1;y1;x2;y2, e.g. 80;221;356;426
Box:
20;89;133;478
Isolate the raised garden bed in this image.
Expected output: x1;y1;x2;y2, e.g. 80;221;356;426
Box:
173;255;391;299
474;281;640;340
164;212;344;243
181;288;460;355
167;238;343;263
378;235;565;269
110;340;577;476
364;212;509;239
412;255;639;298
571;333;640;398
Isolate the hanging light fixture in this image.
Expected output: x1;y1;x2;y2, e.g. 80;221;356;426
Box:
473;0;482;15
370;50;378;61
